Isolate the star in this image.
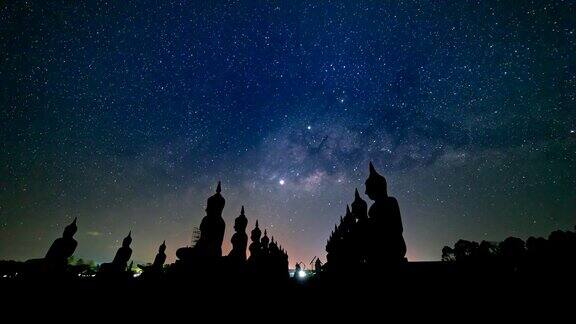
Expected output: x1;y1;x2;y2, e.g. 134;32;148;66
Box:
279;179;286;186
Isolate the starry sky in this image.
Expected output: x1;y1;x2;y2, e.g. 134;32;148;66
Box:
1;1;575;266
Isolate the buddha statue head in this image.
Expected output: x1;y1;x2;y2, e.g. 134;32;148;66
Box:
251;220;262;243
122;231;132;248
351;188;368;219
206;181;226;217
63;217;78;238
234;206;248;233
365;162;388;200
261;229;270;248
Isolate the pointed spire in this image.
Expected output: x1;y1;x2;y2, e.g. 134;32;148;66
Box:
123;231;132;246
63;216;78;237
346;205;351;215
369;161;377;175
241;205;245;215
368;161;386;180
366;161;387;197
216;181;221;193
355;188;361;200
255;220;259;228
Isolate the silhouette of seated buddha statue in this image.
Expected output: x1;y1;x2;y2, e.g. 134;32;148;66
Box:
261;229;270;256
176;181;226;263
351;188;368;223
139;241;167;276
25;217;79;275
248;220;262;262
45;217;78;266
228;206;248;262
351;188;369;265
99;231;133;275
365;162;407;265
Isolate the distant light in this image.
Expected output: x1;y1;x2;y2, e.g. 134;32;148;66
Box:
298;270;306;278
307;125;312;130
279;179;285;185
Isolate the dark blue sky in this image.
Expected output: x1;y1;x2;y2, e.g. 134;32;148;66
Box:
1;1;575;265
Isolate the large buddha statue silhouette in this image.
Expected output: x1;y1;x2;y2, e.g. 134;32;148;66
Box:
229;206;248;262
45;217;78;266
195;181;226;257
174;182;226;268
25;217;79;275
365;162;407;265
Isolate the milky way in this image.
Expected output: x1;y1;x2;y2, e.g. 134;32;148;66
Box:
1;1;575;265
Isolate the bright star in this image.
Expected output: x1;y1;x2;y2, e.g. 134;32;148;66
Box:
307;125;311;130
279;179;285;185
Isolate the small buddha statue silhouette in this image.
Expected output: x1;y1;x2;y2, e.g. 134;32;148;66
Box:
99;231;133;274
261;229;270;256
365;162;407;265
45;217;79;267
196;181;226;257
114;231;133;270
229;206;248;262
351;188;369;265
344;205;354;227
138;241;166;278
315;258;323;273
153;241;167;269
248;220;262;261
351;188;368;222
269;237;278;254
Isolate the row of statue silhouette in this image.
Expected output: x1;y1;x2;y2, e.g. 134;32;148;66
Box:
22;181;289;282
324;162;407;274
8;161;576;284
16;161;409;280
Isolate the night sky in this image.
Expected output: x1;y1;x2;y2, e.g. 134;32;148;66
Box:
1;1;575;266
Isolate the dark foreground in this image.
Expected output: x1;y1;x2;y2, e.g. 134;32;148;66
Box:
1;262;573;319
